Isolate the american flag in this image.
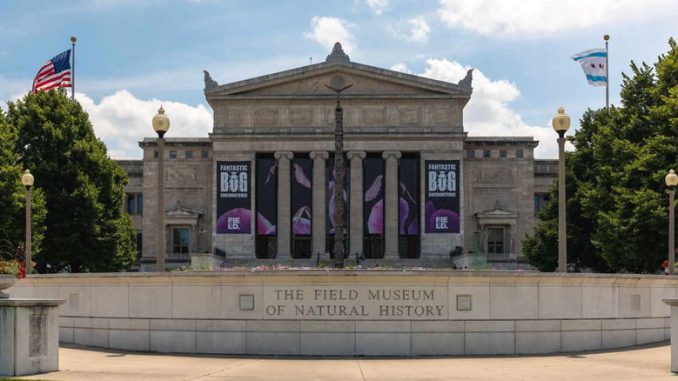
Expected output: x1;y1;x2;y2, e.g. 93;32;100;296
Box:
32;49;72;93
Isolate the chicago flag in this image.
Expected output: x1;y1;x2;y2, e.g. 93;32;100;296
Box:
572;48;607;87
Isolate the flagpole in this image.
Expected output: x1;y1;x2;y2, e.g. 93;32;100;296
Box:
604;34;609;109
70;36;76;101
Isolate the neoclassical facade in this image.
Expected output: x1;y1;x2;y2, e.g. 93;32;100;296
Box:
119;43;556;270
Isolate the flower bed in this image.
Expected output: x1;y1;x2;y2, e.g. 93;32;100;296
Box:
0;259;25;278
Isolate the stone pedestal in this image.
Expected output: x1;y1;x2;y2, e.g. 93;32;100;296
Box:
0;298;65;376
664;298;678;372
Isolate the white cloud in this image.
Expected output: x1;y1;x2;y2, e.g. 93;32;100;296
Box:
364;0;389;15
0;77;32;110
76;90;212;159
413;59;565;158
391;17;431;43
407;17;431;43
390;63;413;74
305;17;355;54
438;0;675;37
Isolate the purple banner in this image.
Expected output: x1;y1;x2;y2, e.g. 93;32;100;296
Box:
216;161;251;234
399;157;419;235
363;156;384;235
424;160;460;233
292;157;312;236
256;157;277;236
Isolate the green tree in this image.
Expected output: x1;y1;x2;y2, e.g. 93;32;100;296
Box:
0;109;46;266
6;90;136;272
524;39;678;273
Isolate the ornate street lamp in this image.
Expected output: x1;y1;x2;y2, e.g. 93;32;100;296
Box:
21;169;34;274
666;169;678;275
552;107;570;273
325;75;352;268
152;106;170;272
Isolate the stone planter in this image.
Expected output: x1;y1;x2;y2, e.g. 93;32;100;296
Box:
0;274;18;298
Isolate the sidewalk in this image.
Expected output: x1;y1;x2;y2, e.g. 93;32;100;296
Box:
17;343;674;381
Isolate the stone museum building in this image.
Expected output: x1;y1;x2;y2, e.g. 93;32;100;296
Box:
118;43;556;270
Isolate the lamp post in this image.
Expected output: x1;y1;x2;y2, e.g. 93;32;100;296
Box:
325;75;352;268
666;169;678;275
552;107;570;273
152;106;170;272
21;170;34;274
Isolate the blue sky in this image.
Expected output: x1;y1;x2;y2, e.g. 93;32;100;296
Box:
1;0;676;158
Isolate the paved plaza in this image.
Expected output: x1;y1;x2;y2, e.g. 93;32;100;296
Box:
15;343;674;381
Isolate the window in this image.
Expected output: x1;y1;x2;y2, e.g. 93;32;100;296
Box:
126;194;135;214
516;149;524;159
487;227;504;254
483;149;491;158
499;150;507;158
172;228;190;254
126;193;143;215
466;150;475;158
169;151;177;159
136;232;142;257
534;193;550;215
185;150;193;159
202;150;209;159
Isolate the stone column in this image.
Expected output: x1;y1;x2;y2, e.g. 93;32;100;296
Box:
382;151;402;259
310;151;329;256
274;151;293;259
347;151;366;257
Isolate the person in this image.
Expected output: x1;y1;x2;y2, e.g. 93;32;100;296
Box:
662;259;669;275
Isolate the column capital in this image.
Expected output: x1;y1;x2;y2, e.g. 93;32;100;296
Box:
382;151;402;160
274;151;294;160
309;151;329;160
346;151;366;160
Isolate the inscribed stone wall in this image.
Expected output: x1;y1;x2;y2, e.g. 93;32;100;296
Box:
7;272;676;356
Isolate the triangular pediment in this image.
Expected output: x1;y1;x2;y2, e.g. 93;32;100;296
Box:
205;43;471;132
166;201;202;218
475;201;517;226
480;208;516;217
204;62;472;99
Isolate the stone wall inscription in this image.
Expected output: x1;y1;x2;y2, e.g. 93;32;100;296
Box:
29;308;47;357
262;285;447;320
